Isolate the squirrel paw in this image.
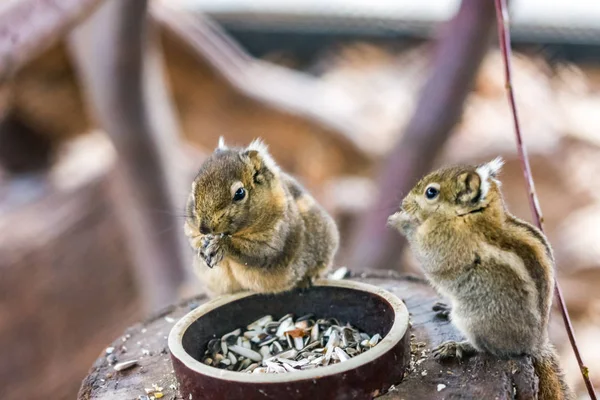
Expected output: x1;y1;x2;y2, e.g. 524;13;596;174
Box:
432;302;451;320
296;276;313;290
432;340;476;361
200;234;224;268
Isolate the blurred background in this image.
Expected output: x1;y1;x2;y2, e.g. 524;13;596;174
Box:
0;0;599;398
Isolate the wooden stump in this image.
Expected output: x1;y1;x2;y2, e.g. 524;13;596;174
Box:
0;134;141;400
78;271;538;400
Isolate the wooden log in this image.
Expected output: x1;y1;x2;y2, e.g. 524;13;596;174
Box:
77;271;537;400
0;0;103;82
67;0;190;313
0;134;141;400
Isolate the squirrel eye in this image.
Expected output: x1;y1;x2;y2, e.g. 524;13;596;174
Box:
233;187;246;202
425;185;439;200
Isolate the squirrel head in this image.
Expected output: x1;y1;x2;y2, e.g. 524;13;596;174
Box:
388;157;505;237
185;137;285;237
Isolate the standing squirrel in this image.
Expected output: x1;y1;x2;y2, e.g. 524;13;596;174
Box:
388;158;573;400
184;138;339;296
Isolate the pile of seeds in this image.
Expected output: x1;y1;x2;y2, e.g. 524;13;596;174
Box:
201;314;381;374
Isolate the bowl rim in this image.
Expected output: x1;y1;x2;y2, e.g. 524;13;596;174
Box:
168;279;409;383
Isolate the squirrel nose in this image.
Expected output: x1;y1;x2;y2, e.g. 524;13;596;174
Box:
199;223;212;235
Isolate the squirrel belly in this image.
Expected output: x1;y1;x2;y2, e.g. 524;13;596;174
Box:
192;255;301;296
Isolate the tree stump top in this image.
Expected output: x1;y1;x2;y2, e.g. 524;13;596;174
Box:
78;271;538;400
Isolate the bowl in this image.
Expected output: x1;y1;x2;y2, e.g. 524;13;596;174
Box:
168;279;410;400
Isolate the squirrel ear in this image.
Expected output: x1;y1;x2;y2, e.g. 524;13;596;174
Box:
475;157;504;200
215;136;228;152
244;139;279;174
457;171;482;204
477;157;504;180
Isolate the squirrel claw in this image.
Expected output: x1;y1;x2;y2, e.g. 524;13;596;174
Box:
432;302;451;320
432;340;475;361
199;234;224;268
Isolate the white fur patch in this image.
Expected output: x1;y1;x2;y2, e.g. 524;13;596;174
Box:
476;157;504;200
247;138;279;173
217;136;228;150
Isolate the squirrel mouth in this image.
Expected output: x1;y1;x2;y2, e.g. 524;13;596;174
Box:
387;209;419;232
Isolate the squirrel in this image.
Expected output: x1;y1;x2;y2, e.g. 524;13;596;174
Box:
183;137;339;296
387;157;573;400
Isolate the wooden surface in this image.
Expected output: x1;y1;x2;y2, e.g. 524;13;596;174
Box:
78;271;538;400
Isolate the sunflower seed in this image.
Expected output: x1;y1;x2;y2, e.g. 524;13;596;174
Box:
270;340;283;355
334;347;350;362
259;346;271;359
228;345;262;362
113;360;138;371
296;314;314;322
247;315;273;330
258;335;277;346
236;358;251;371
244;330;260;340
220;342;228;356
326;331;340;349
369;334;381;347
219;359;231;366
328;266;350;280
282;363;297;372
264;322;280;335
222;329;241;343
201;312;381;374
207;339;220;356
276;318;294;337
266;361;286;373
294;320;311;329
311;324;319;342
227;352;237;365
277;349;298;359
278;314;294;323
310;356;325;365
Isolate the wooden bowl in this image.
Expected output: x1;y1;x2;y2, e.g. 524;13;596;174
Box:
168;279;410;400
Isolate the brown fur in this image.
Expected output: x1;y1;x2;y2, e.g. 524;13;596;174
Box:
184;138;339;296
388;158;573;400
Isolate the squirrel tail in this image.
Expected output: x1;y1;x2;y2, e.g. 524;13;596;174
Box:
532;344;574;400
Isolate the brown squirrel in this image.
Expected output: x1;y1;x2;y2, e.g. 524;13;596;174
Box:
184;138;339;296
388;158;573;400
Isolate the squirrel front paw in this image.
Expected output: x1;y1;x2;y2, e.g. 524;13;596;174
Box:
432;340;476;361
296;276;313;290
432;302;451;320
199;234;225;268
